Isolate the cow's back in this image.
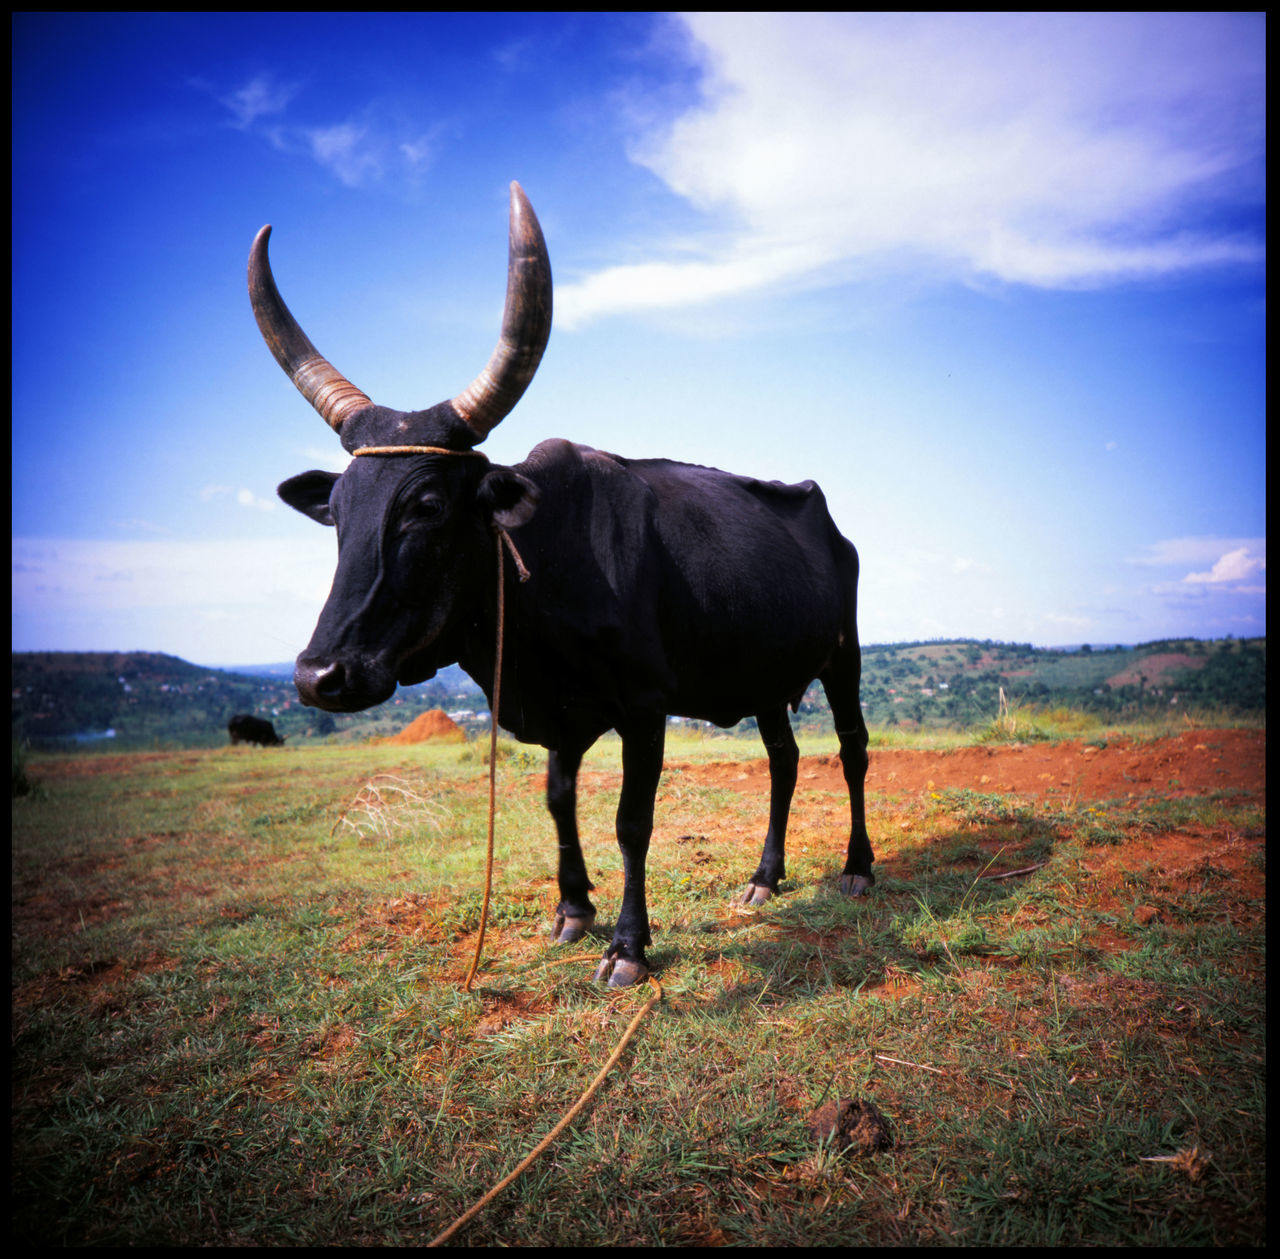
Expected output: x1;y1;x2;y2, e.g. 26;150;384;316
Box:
511;441;856;726
626;455;855;715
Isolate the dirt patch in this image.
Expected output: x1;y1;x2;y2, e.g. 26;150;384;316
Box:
1105;652;1202;689
863;972;925;1001
27;752;205;780
670;729;1264;806
334;892;450;955
1081;825;1263;917
473;988;556;1037
666;728;1265;937
12;953;181;1055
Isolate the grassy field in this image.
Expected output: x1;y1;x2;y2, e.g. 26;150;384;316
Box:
11;723;1266;1245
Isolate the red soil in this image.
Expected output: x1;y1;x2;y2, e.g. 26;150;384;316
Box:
669;728;1264;806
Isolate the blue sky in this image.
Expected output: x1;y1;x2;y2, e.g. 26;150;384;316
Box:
12;12;1266;667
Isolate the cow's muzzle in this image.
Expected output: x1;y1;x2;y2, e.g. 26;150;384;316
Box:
294;655;394;712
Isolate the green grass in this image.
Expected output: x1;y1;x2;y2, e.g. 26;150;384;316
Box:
11;726;1265;1245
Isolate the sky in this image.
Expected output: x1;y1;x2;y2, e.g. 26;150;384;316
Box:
12;12;1266;668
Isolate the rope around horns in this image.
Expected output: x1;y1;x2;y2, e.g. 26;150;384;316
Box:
351;445;489;458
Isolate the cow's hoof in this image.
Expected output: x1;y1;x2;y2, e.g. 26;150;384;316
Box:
739;882;773;906
551;911;596;944
593;955;649;987
840;873;874;897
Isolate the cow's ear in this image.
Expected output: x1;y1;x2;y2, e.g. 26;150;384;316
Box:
278;471;339;526
477;468;539;530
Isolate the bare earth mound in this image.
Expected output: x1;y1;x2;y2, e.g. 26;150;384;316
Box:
383;709;465;745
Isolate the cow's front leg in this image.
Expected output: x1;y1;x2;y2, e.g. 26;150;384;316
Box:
594;713;666;987
546;745;597;943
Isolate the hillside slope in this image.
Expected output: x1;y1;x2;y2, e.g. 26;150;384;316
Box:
12;636;1264;749
11;652;482;749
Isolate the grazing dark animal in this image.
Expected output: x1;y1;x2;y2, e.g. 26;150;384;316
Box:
249;183;874;986
228;714;286;747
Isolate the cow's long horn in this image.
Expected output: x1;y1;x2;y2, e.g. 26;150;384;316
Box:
248;225;373;433
450;182;552;440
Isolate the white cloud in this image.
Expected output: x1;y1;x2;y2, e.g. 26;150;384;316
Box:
559;12;1263;325
300;115;446;188
1183;546;1265;586
200;485;278;512
299;445;354;475
13;537;331;612
1042;612;1093;630
307;123;381;188
221;73;299;130
1130;536;1265;572
399;136;434;171
237;488;277;513
216;73;443;190
111;518;170;535
1130;537;1266;612
12;537;339;662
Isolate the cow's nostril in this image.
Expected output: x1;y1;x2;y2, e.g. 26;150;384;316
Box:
312;662;345;697
295;657;347;706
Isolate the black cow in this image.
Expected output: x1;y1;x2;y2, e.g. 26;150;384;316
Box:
249;183;874;986
228;714;286;747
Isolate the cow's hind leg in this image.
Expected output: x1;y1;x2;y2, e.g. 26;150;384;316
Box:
547;745;597;943
821;648;875;896
739;705;799;906
594;712;665;987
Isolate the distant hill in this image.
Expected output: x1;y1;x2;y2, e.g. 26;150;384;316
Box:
11;652;483;750
11;637;1264;750
846;636;1265;731
211;661;298;679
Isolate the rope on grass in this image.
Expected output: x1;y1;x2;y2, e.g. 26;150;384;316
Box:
426;523;663;1246
462;527;527;993
427;976;663;1246
980;861;1050;881
348;439;527;991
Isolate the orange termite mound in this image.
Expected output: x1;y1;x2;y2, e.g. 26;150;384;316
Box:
384;708;466;744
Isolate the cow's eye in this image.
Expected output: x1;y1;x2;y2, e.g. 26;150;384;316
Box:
400;494;444;531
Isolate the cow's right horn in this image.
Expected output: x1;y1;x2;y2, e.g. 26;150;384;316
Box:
248;225;373;433
450;182;553;441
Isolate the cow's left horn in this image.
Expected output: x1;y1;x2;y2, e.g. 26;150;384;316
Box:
450;182;552;440
248;225;374;433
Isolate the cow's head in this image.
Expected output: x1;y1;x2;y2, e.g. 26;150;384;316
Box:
250;183;551;711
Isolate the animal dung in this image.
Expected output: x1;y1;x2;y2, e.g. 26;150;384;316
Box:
807;1097;892;1157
